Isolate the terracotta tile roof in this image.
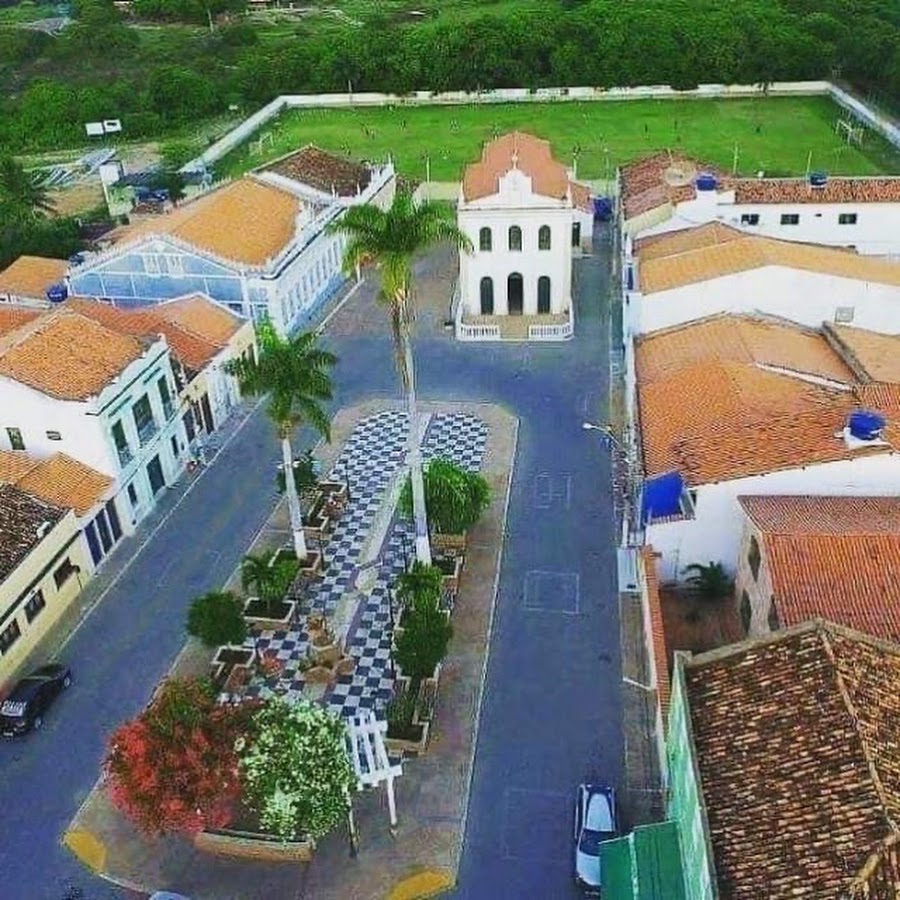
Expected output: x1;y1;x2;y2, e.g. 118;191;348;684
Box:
15;452;113;516
826;324;900;385
634;222;744;258
154;294;243;346
0;256;67;300
462;132;580;204
65;297;234;373
619;152;727;219
261;145;373;197
734;176;900;205
641;547;671;727
119;178;300;267
0;483;67;584
635;316;897;485
0;450;40;483
0;310;146;400
739;496;900;641
638;226;900;293
683;621;900;898
568;180;593;213
0;305;41;337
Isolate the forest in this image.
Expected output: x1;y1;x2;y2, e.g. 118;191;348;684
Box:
0;0;897;153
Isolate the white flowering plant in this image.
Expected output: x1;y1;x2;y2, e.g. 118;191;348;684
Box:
238;698;353;841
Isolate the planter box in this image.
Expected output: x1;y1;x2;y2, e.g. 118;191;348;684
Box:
297;549;324;577
304;664;335;685
211;645;256;689
434;552;464;593
385;719;430;755
243;597;297;631
194;828;314;863
432;531;467;553
386;664;442;754
317;479;349;506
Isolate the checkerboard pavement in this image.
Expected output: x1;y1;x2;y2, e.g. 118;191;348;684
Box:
242;411;487;733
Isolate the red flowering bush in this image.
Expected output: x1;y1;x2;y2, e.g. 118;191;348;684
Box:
104;677;257;836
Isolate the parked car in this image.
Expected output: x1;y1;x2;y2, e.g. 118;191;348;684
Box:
0;663;71;736
574;783;618;895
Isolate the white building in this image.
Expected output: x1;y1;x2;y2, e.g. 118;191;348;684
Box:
624;222;900;337
0;307;186;534
456;132;593;341
630;313;900;581
69;149;395;337
619;152;900;256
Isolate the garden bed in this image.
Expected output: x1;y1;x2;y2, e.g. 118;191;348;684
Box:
243;597;297;631
433;552;463;593
194;827;315;863
211;645;256;690
385;667;441;755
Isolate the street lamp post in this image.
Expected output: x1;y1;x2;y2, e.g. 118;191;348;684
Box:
582;421;619;450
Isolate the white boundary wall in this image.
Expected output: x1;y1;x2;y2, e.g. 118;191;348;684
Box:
184;80;900;175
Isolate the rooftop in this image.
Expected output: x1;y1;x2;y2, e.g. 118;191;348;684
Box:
462;131;585;205
826;323;900;385
733;176;900;205
0;450;113;516
260;144;373;197
0;310;147;401
682;620;900;898
154;294;245;346
619;152;719;220
117;178;301;267
0;483;67;584
0;305;41;338
0;256;68;300
739;495;900;641
641;547;671;725
635;223;900;293
635;315;897;485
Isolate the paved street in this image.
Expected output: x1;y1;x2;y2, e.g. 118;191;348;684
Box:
0;234;619;900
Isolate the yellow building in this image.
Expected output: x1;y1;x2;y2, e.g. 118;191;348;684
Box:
0;484;90;688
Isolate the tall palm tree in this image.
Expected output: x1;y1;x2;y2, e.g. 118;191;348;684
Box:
0;157;56;221
227;321;336;560
330;192;472;565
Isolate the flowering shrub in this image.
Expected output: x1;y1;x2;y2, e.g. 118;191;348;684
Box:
104;678;257;835
258;650;284;680
239;698;353;841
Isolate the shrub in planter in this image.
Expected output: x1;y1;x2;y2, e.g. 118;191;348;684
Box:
395;560;442;613
399;457;490;536
386;684;421;741
394;604;452;681
187;591;247;648
241;552;297;618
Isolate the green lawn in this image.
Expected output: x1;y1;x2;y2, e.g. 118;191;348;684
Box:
219;95;900;182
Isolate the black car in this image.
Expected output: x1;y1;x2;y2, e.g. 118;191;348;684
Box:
0;663;71;736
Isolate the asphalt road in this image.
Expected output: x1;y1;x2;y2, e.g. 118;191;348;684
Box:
0;237;619;900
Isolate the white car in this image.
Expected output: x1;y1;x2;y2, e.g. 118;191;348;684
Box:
573;783;617;895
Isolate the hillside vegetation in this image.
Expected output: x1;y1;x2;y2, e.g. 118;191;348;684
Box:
0;0;897;153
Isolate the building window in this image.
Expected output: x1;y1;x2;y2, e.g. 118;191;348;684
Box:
780;213;800;225
768;600;780;631
0;619;21;654
479;277;494;315
740;214;760;226
479;227;492;252
45;430;62;441
740;590;752;634
111;420;132;467
838;213;858;225
24;590;46;624
571;222;581;247
538;225;551;250
132;394;157;446
158;377;174;420
127;482;139;509
748;535;761;581
54;558;79;590
508;225;522;252
537;276;551;314
6;427;24;450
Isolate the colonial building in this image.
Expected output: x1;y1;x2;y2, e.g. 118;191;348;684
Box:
455;132;593;341
629;314;900;581
68;152;395;336
625;222;900;336
667;621;900;900
619;152;900;256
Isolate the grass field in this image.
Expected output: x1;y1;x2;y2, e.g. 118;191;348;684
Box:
219;95;900;183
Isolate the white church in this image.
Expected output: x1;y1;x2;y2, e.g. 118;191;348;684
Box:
455;132;593;341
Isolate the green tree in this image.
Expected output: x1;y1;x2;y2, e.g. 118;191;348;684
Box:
227;322;336;560
241;552;297;616
186;590;247;647
399;457;490;536
395;604;452;680
683;561;734;602
330;195;472;565
238;698;352;841
0;156;55;222
395;560;443;613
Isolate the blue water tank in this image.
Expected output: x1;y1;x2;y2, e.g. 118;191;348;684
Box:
696;173;718;192
593;196;613;221
848;410;886;440
809;171;828;188
46;283;68;303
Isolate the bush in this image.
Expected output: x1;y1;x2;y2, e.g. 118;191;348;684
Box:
395;560;442;613
186;590;247;647
395;604;452;680
399;457;490;535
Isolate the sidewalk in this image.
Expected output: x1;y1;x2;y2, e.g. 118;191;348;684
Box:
65;400;518;900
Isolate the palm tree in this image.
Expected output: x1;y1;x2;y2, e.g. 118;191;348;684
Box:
0;157;56;222
227;321;336;560
330;192;472;564
683;561;734;602
241;553;296;617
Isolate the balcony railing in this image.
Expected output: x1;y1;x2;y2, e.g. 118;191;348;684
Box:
115;444;133;467
136;417;159;447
